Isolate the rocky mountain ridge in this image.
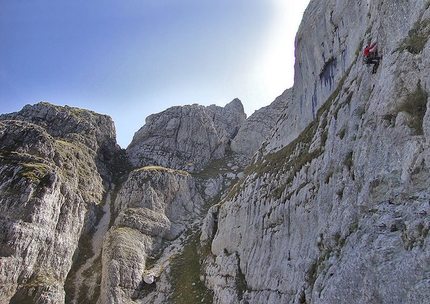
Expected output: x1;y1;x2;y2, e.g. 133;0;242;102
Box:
0;96;280;303
1;0;430;303
0;103;119;303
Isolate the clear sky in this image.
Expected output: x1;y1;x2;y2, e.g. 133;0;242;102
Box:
0;0;310;148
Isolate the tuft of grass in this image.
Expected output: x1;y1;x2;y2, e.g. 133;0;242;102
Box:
24;269;59;288
395;81;428;135
337;127;347;140
191;158;230;179
325;169;335;184
397;17;430;54
19;162;51;184
382;114;395;124
344;151;354;171
10;269;60;304
306;259;320;288
136;165;189;176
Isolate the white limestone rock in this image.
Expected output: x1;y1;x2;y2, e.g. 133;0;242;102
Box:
231;89;291;158
127;99;246;171
205;0;430;302
99;166;204;303
2;0;430;303
0;103;119;303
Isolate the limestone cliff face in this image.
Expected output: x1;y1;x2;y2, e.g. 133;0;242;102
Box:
205;0;430;303
126;99;246;171
231;89;291;158
266;0;428;153
100;167;203;303
1;0;430;303
0;100;247;303
0;103;119;303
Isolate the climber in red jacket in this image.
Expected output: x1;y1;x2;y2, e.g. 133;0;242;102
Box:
364;42;378;56
363;42;382;74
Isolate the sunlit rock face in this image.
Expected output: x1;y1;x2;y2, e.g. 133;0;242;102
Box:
205;0;430;302
231;89;292;158
126;98;246;171
1;0;430;303
99;166;204;303
0;99;249;303
0;103;119;303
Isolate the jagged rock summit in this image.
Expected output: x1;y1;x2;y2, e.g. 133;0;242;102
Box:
126;99;247;171
231;89;291;158
0;96;280;303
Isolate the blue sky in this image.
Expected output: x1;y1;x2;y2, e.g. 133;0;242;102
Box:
0;0;310;147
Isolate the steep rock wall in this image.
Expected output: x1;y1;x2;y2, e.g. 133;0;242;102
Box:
265;0;428;153
205;0;430;303
231;89;291;158
1;0;430;303
100;166;204;303
0;103;119;303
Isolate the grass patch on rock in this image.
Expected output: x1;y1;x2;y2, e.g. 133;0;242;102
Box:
395;82;428;135
168;229;213;304
398;18;430;54
136;165;189;176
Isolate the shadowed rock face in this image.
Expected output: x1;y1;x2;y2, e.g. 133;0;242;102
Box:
126;99;246;171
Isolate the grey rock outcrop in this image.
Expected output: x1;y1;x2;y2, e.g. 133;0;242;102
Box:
1;0;430;303
0;98;248;303
0;102;118;158
206;98;246;140
100;166;204;303
126;99;246;171
231;89;291;158
204;0;430;302
0;103;119;303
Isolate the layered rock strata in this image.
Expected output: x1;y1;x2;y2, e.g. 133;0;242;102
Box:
0;103;119;303
126;99;246;171
1;0;430;303
204;0;430;302
100;166;204;303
